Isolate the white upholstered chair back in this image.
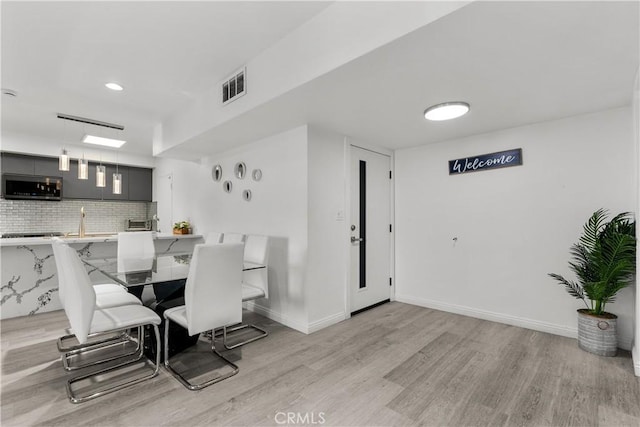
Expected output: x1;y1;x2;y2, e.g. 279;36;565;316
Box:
205;232;223;244
117;231;155;271
243;235;269;299
184;243;243;336
51;237;69;306
223;233;245;244
60;245;96;344
244;235;269;265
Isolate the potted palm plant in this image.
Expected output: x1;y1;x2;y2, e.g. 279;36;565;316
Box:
549;209;636;356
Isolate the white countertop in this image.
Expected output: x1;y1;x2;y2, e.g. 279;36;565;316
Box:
0;233;203;247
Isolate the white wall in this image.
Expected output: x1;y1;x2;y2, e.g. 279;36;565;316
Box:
306;126;348;331
633;68;640;375
395;107;637;349
153;124;351;333
153;125;310;332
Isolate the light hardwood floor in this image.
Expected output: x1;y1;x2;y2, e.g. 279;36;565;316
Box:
2;302;639;426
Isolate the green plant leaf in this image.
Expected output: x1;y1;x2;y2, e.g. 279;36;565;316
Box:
549;209;636;316
548;273;588;307
578;208;607;251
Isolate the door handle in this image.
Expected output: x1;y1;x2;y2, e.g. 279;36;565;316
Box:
351;236;364;243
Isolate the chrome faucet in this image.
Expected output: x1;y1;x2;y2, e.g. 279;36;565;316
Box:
79;206;86;238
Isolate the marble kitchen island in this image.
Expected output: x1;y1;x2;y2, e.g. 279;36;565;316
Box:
0;233;203;319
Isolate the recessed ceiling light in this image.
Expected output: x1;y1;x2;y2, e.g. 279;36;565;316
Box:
424;102;470;121
83;134;127;148
105;82;124;91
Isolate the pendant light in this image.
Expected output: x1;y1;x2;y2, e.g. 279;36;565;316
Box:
59;149;70;171
113;170;122;195
112;151;122;195
78;123;90;179
96;164;106;187
78;155;88;179
58;121;70;171
96;166;106;187
94;126;106;187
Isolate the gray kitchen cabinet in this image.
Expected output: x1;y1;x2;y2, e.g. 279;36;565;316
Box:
1;153;35;175
102;165;129;200
3;153;62;177
62;160;103;200
128;167;152;201
33;156;62;178
1;152;151;201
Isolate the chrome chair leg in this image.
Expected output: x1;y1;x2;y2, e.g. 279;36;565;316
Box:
57;329;131;353
164;320;239;391
219;323;268;350
62;326;144;371
66;324;161;404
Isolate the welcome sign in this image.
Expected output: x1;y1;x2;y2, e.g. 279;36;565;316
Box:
449;148;522;175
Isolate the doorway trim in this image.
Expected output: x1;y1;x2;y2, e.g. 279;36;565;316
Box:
343;138;395;320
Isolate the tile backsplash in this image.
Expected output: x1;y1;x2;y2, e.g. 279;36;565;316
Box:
0;199;151;234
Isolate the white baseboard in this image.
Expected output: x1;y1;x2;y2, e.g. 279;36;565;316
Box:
396;294;577;338
633;345;640;377
244;301;347;335
244;301;310;334
619;336;634;352
308;311;347;334
396;294;636;351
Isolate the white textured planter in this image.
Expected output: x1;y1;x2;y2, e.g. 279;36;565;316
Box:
577;309;618;357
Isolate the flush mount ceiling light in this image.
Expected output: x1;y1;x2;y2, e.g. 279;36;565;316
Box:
424;102;470;121
105;82;124;91
83;134;127;148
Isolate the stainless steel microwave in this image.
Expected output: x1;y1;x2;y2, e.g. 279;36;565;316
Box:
2;174;62;201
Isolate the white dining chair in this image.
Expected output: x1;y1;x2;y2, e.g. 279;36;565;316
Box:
222;234;269;349
205;231;223;244
223;232;245;244
60;244;162;403
51;239;142;361
163;243;243;390
117;231;156;304
243;234;269;299
117;231;155;271
52;238;132;301
57;245;148;370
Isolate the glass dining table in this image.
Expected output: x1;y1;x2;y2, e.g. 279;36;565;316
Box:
83;251;266;288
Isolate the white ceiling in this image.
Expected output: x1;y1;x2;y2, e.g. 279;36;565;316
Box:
1;1;332;155
2;1;639;160
170;0;640;158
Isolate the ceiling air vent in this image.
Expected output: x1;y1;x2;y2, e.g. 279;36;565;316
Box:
222;67;246;105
